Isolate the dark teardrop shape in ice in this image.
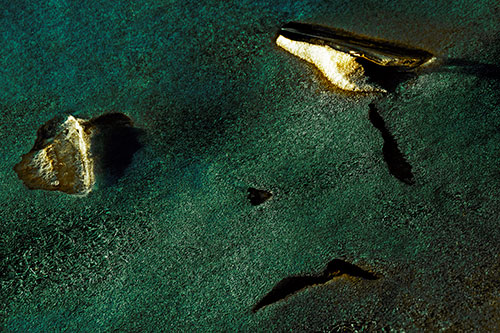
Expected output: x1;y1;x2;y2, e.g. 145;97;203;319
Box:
248;187;273;205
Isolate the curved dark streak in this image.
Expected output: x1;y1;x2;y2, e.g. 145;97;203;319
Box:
369;103;415;185
252;259;378;312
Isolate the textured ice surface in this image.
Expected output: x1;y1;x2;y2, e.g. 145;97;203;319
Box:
1;0;499;331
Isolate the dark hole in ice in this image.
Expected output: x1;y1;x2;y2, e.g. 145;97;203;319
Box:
252;259;378;312
87;113;143;185
248;187;272;205
369;103;415;185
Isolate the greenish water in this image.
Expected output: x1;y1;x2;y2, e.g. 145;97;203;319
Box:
1;0;499;331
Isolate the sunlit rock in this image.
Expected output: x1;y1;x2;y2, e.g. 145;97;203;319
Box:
14;115;94;195
277;22;434;92
14;113;142;195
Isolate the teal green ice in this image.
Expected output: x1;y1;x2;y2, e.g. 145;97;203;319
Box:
1;0;499;331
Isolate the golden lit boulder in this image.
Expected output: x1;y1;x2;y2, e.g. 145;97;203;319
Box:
14;115;94;195
276;22;434;92
14;113;141;195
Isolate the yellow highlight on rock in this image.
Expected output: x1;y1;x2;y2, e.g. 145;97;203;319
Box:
65;116;95;194
15;112;141;196
276;35;384;93
15;115;95;195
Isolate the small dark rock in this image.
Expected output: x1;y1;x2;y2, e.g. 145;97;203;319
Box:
248;187;272;205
